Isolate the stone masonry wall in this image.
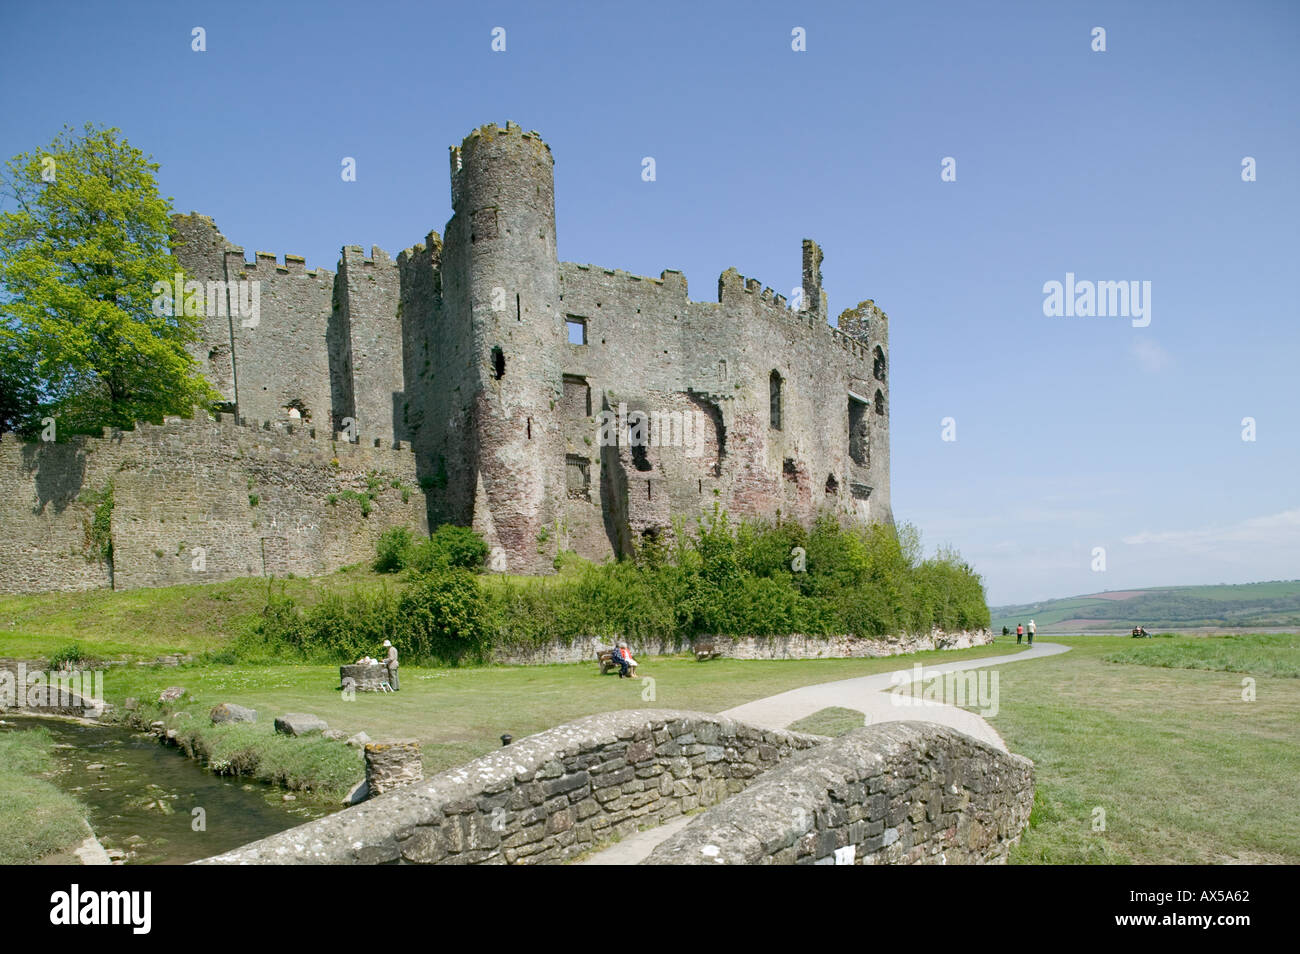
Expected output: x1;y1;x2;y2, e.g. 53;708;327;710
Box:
644;721;1034;865
490;628;992;666
0;412;427;593
197;710;824;865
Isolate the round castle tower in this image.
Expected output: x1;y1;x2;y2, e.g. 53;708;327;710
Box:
443;121;566;573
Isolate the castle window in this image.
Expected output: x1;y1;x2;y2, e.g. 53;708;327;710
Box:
874;388;885;416
849;395;869;466
783;458;798;481
491;346;505;380
516;293;521;322
566;455;590;499
566;316;587;345
631;442;651;472
562;375;591;418
769;371;783;430
825;474;839;495
873;346;887;384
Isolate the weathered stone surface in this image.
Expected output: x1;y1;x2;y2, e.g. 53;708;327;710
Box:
159;687;185;704
274;713;328;736
347;731;372;748
340;664;390;693
210;702;257;725
197;710;822;866
365;739;423;796
642;722;1034;866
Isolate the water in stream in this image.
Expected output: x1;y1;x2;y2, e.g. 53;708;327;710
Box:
1;714;338;864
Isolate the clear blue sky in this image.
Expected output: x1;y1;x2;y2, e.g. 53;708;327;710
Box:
2;0;1296;604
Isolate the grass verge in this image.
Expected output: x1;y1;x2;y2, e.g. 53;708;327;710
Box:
0;726;92;864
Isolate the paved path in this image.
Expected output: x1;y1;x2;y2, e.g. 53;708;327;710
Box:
575;642;1069;863
721;642;1070;751
573;814;694;865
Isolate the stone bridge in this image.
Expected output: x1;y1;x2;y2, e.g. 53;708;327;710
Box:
198;709;1033;865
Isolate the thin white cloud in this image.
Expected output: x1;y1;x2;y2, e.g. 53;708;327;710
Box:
1122;508;1300;547
1130;337;1172;373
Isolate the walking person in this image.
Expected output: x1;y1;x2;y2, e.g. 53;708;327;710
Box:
382;639;400;691
1016;623;1024;645
1027;619;1036;646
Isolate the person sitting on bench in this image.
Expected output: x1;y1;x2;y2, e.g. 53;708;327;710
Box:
612;642;637;678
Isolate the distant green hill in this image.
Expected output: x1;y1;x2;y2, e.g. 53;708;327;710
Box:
991;580;1300;633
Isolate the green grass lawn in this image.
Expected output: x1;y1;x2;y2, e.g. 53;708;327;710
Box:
977;634;1300;864
788;706;868;737
1103;632;1299;679
100;642;1024;778
0;727;91;864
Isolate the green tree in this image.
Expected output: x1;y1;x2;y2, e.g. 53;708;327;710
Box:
0;123;213;435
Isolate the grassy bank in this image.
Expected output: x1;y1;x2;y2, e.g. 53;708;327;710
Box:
0;567;391;660
0;726;92;864
111;695;364;801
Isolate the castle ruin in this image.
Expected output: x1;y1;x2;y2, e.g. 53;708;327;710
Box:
0;122;892;591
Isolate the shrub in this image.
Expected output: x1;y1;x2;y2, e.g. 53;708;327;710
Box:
374;526;414;573
407;524;489;574
400;569;489;663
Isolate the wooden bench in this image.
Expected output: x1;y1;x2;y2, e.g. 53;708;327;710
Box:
693;642;723;661
596;648;637;677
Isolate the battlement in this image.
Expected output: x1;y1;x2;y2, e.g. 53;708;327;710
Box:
341;244;397;270
456;120;552;154
223;247;333;279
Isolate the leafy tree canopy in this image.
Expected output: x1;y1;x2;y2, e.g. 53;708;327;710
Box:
0;123;214;435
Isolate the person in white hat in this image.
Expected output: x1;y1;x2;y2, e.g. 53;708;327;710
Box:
382;640;399;691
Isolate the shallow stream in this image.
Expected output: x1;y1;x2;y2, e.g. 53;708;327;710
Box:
1;714;335;864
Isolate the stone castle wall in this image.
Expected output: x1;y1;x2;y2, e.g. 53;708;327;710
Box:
644;721;1034;865
0;413;426;593
4;122;894;593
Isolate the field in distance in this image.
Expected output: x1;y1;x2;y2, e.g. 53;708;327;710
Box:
991;580;1300;633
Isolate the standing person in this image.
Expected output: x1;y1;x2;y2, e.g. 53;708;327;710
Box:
1016;623;1024;644
382;639;399;692
1027;619;1036;646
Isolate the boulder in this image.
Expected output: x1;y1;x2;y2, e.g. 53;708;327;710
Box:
322;729;348;742
124;697;138;711
274;713;329;737
344;779;370;805
210;703;257;725
346;731;372;748
158;687;185;703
